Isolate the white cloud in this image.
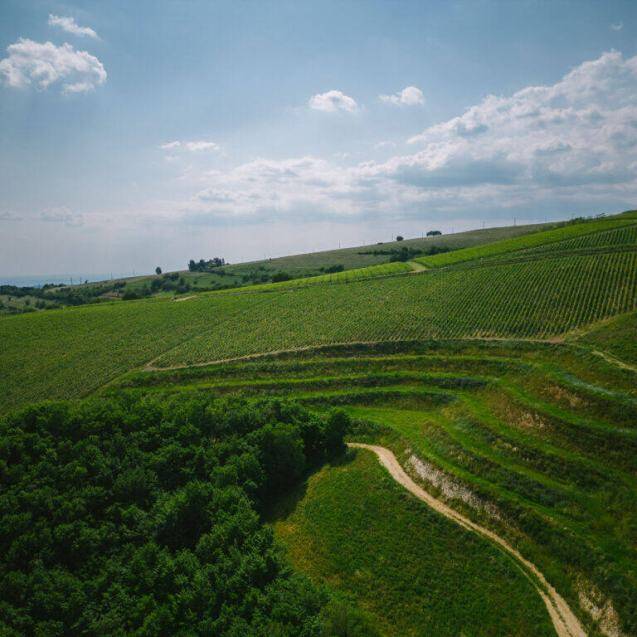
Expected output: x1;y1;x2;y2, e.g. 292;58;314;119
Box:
159;140;220;152
0;39;106;93
48;14;98;39
379;85;425;106
160;141;182;150
181;51;637;224
308;90;358;113
610;22;623;31
184;141;220;152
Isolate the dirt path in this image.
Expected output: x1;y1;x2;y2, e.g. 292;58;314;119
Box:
407;260;427;272
144;336;555;371
348;443;587;637
590;349;637;373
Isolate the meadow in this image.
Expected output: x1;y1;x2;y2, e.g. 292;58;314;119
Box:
271;450;555;637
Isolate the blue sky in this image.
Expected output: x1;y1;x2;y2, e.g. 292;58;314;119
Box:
1;0;636;276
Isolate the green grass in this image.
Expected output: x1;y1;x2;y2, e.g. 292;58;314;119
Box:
574;311;637;367
213;260;413;294
271;450;554;637
416;216;637;268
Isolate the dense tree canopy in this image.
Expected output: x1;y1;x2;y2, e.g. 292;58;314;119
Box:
0;395;362;636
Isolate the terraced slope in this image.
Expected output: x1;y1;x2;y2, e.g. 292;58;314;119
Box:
111;336;637;637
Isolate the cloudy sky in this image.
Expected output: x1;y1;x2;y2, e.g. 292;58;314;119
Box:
1;0;636;277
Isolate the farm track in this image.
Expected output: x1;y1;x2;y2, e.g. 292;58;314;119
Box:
589;349;637;373
143;336;557;371
348;443;587;637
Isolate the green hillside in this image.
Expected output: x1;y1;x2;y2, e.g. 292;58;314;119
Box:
271;450;554;637
109;337;637;636
2;212;637;636
1;219;636;413
416;214;637;268
220;219;561;276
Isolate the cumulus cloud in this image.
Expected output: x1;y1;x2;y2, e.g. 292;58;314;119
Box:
0;38;106;93
184;141;220;152
308;90;358;113
183;51;637;224
48;14;98;39
379;85;424;106
400;50;637;192
159;140;220;152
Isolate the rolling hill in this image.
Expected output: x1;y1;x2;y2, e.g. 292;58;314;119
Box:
1;211;636;636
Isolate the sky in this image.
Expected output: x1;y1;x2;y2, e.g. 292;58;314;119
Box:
1;0;636;277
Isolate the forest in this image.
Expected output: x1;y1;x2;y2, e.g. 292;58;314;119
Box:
0;394;372;636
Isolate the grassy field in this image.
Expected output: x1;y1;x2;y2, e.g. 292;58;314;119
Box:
270;450;555;637
574;311;637;367
214;260;414;294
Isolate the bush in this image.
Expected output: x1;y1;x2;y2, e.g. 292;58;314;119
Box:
271;271;292;283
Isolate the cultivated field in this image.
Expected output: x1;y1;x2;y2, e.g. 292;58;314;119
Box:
1;214;636;413
1;213;636;636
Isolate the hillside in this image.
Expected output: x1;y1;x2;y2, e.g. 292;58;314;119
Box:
1;214;635;412
1;211;637;636
0;219;563;314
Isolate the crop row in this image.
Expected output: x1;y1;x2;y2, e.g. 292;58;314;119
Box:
2;249;635;412
513;223;637;255
155;250;637;367
416;216;637;268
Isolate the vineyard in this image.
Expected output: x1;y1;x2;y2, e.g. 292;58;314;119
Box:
416;214;637;268
153;250;637;368
1;236;636;412
110;337;637;637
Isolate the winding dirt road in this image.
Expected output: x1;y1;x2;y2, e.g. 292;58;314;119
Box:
348;443;587;637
